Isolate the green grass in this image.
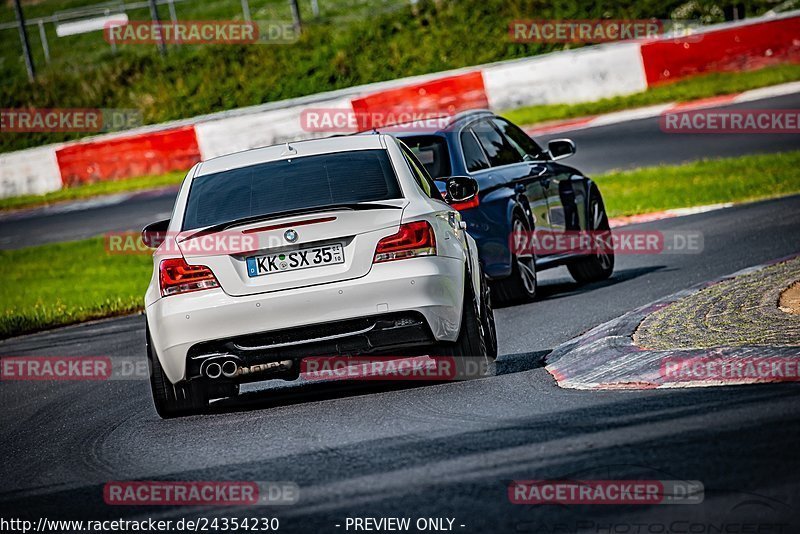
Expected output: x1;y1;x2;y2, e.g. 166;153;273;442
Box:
0;237;152;338
0;170;185;211
503;63;800;127
2;150;799;338
597;151;800;218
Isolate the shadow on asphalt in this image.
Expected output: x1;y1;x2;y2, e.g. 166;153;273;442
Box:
6;384;800;526
210;379;434;414
207;350;552;415
495;350;550;375
493;265;671;309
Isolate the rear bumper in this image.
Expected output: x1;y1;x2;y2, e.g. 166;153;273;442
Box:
185;311;435;381
146;256;464;383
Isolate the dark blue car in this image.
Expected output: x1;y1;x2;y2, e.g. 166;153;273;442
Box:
381;110;614;304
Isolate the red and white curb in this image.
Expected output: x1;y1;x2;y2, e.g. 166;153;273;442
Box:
608;202;735;228
545;254;800;390
525;81;800;137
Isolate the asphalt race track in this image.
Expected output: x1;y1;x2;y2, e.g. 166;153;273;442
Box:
1;92;799;250
2;194;800;532
537;92;800;175
1;91;800;532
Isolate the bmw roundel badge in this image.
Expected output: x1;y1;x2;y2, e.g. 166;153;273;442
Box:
284;229;298;243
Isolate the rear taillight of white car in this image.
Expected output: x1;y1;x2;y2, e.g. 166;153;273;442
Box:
159;258;220;297
373;221;436;263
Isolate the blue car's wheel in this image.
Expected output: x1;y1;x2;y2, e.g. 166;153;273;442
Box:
568;189;614;284
491;213;537;305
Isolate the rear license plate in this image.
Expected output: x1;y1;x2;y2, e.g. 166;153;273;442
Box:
246;243;344;277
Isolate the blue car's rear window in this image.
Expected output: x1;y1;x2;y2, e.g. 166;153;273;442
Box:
182;149;401;230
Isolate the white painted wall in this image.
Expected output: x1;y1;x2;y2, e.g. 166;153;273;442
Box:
0;146;63;198
195;97;353;160
483;42;648;110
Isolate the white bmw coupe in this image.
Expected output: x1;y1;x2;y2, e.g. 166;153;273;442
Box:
142;134;496;417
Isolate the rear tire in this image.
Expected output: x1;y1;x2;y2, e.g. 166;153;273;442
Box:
146;329;209;419
436;272;497;380
568;189;614;284
480;274;498;360
491;213;537;305
438;278;487;359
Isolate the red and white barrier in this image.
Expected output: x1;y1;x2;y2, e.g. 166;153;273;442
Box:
0;145;64;197
640;15;800;85
483;42;648;110
55;125;201;186
2;12;797;200
351;71;489;126
194;97;353;160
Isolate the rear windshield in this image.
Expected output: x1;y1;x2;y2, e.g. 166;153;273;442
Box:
398;135;452;180
182;149;401;230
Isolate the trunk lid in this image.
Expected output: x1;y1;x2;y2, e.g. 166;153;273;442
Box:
177;200;407;296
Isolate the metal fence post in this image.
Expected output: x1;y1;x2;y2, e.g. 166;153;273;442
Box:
167;0;179;45
241;0;252;22
147;0;166;55
37;20;50;64
12;0;36;81
167;0;178;23
289;0;302;33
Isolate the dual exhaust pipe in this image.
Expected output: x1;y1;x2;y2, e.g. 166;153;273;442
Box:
204;359;239;379
201;357;293;379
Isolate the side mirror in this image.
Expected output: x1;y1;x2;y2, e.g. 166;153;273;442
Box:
548;138;576;161
445;176;479;203
142;219;170;249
